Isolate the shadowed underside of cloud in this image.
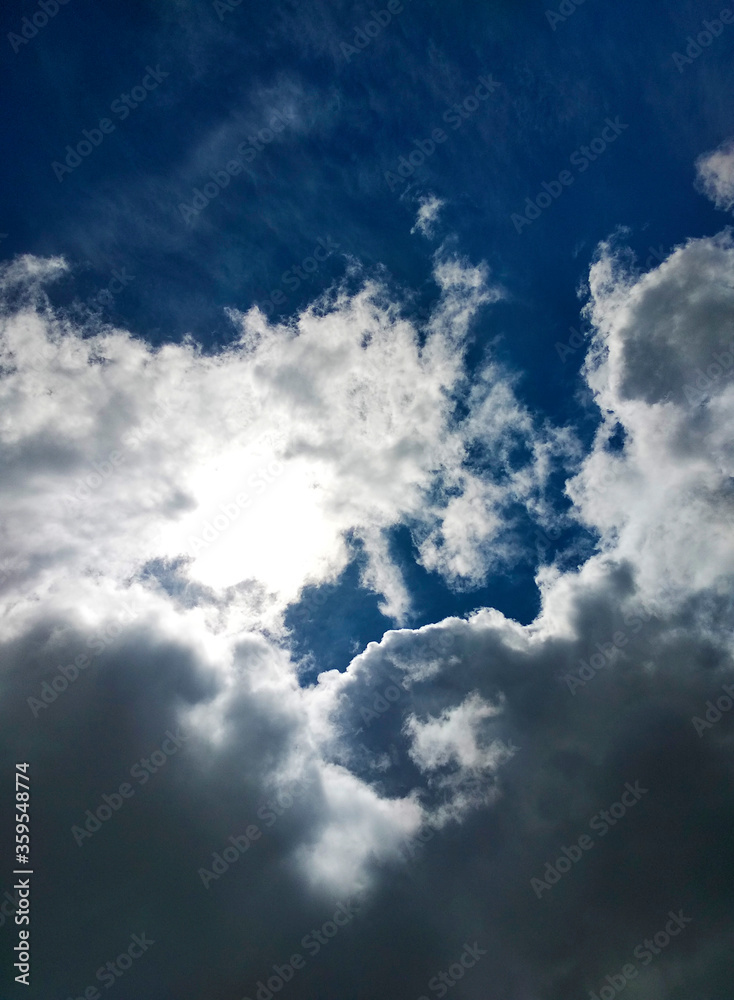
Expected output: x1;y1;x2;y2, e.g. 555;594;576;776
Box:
1;220;733;999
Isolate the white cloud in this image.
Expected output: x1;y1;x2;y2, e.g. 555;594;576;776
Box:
405;691;507;774
0;252;564;637
291;762;423;893
696;139;734;212
565;232;734;604
411;195;444;238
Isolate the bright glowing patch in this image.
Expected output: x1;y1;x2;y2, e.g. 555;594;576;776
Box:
161;450;346;596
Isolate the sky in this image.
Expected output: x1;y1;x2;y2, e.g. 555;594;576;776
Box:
1;0;734;998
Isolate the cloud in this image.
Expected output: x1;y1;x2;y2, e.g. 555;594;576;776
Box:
0;250;566;635
2;220;734;999
405;691;507;774
695;139;734;212
411;195;445;238
567;231;734;602
303;223;734;996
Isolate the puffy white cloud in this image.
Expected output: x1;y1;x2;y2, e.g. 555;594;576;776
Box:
565;232;734;604
0;251;565;637
695;139;734;212
291;761;423;893
405;691;507;774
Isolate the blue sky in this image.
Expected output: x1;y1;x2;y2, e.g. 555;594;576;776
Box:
2;1;734;998
3;0;731;354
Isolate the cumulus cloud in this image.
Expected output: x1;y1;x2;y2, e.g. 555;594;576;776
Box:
695;139;734;212
0;251;566;635
567;231;734;603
